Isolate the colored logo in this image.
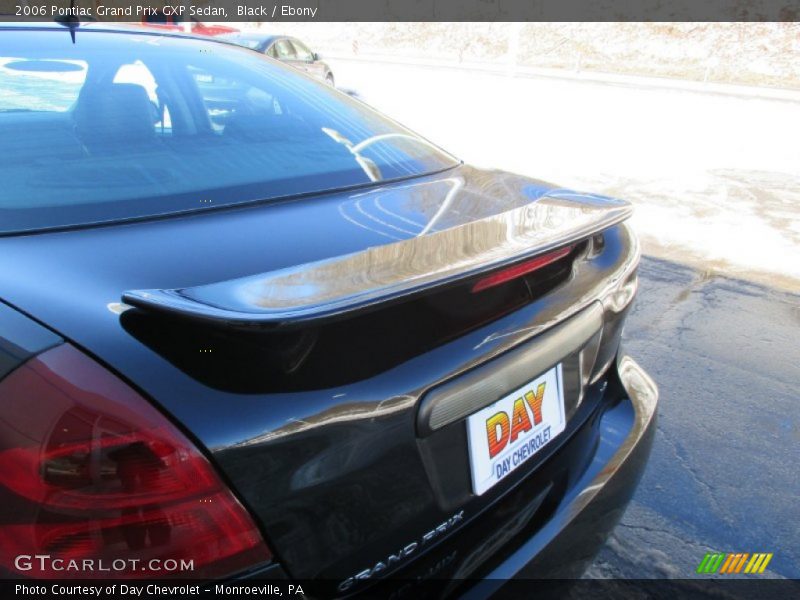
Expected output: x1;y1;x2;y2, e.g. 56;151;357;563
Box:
696;552;773;574
485;382;546;459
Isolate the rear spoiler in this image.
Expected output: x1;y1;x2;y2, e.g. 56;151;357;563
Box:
122;194;632;329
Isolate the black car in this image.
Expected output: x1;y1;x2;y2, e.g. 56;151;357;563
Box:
220;31;335;86
0;24;657;595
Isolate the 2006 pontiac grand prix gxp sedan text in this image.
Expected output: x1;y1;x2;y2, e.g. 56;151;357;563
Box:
0;23;658;597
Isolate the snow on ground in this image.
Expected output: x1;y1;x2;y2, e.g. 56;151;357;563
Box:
328;57;800;291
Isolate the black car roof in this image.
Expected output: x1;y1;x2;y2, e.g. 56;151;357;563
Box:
0;23;298;48
1;21;171;33
0;21;264;54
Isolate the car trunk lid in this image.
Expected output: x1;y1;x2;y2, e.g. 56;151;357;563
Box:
0;165;636;591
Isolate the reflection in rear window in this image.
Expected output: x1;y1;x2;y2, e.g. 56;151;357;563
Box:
0;58;87;112
0;29;458;234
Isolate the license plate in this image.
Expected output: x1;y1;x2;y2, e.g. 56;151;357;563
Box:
466;364;565;495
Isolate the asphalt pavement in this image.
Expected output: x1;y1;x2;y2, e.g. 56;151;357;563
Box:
586;257;799;579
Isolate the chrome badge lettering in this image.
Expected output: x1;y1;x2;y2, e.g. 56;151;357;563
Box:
337;510;465;592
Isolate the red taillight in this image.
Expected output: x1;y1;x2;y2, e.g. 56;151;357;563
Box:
0;344;271;579
471;246;574;293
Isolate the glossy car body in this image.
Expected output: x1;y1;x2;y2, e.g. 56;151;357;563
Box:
220;32;335;85
0;24;657;595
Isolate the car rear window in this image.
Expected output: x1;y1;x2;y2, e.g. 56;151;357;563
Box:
0;28;458;234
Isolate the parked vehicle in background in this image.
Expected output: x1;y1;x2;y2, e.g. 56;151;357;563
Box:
141;13;239;36
220;31;336;85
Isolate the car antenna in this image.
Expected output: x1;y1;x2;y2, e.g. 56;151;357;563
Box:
54;0;80;44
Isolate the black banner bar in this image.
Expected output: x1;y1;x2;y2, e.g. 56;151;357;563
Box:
2;579;800;599
2;0;800;22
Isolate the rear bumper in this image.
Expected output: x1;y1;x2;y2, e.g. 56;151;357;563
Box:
461;352;658;595
235;355;657;597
